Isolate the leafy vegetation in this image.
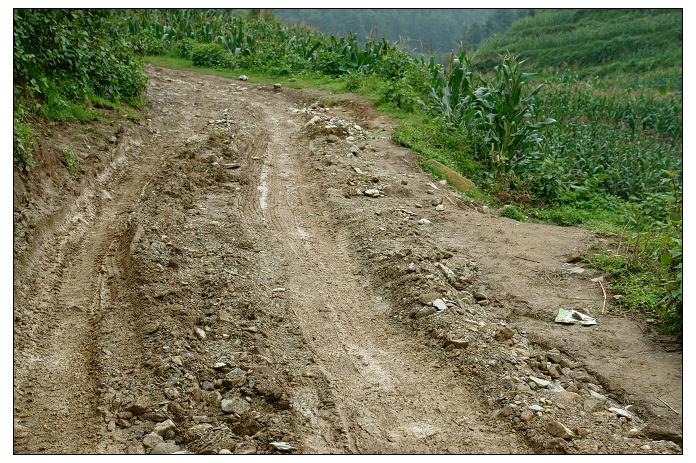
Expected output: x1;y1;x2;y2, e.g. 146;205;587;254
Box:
62;148;79;179
13;9;147;171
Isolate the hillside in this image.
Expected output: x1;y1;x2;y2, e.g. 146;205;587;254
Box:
475;9;682;87
274;9;533;53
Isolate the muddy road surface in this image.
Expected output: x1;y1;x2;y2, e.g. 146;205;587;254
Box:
13;67;682;454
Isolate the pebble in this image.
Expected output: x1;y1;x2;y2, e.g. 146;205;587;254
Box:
435;204;445;211
447;338;469;348
473;290;489;301
520;410;535;423
273;83;282;89
151;442;181;454
418;292;440;305
589;390;608;401
432;299;448;311
547;421;575;439
431;197;443;206
239;75;248;81
529;376;551;388
608;407;633;420
494;326;515;341
528;404;544;412
418;218;431;225
193;326;206;340
142;432;163;448
364;188;381;198
350;144;360;155
270;441;295;451
326;134;339;143
153;419;176;437
221;397;250;415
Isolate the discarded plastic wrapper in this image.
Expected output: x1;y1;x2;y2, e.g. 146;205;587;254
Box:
554;308;597;325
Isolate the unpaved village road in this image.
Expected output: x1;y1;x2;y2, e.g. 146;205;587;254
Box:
13;67;682;454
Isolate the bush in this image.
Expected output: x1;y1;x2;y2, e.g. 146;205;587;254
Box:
191;42;231;68
174;38;197;59
499;205;527;221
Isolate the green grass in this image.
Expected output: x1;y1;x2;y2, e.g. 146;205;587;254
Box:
62;147;79;179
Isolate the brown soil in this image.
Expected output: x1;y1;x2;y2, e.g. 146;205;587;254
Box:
13;66;682;454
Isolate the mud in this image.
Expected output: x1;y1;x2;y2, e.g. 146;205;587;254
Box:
13;66;682;454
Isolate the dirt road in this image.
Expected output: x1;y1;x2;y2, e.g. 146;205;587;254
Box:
13;67;682;454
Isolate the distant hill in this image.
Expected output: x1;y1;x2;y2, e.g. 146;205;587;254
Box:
274;9;533;54
474;9;682;81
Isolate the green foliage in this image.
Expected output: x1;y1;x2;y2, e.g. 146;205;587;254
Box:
380;79;420;112
499;205;526;221
475;9;682;84
191;42;231;68
14;10;147;102
13;9;147;170
13;103;35;171
174;37;197;59
426;53;555;178
62;148;79;179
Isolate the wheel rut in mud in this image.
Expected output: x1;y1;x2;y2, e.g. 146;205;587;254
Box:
13;66;681;455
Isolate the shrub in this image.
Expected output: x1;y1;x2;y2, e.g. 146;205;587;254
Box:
191;42;231;68
499;205;527;221
174;38;197;59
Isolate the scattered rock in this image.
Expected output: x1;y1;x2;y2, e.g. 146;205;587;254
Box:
222;368;247;388
446;337;469;349
473;290;488;301
193;326;206;340
417;292;440;305
142;432;163;448
589;390;608;402
350;144;360;155
164;387;179;400
143;319;160;334
430;197;443;206
435;204;445;211
528;404;544;412
221;397;250;415
305;115;320;127
126;400;149;416
326;134;339;143
151;442;181;454
608;407;633;420
529;376;551;388
270;441;295;451
547;421;574;439
273;83;282;89
418;218;431;225
494;326;515;341
363;188;381;198
153;419;176;437
239;75;248;81
432;299;448;312
520;410;535;423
